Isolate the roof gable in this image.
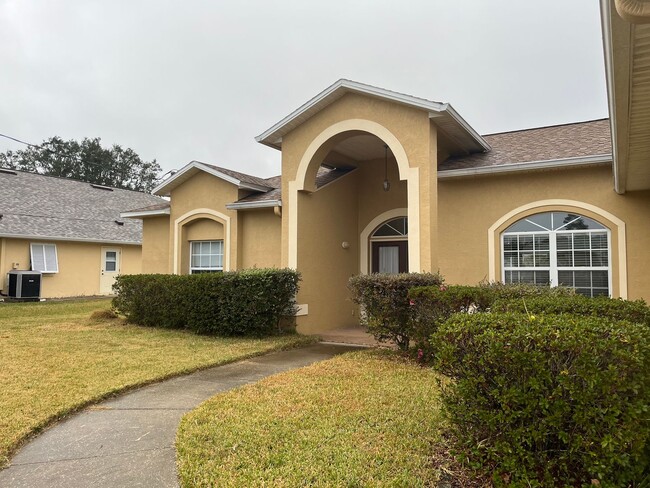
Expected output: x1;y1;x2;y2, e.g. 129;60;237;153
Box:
255;79;490;154
152;160;275;197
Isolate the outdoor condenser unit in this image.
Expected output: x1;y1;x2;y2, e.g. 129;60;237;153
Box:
7;270;42;299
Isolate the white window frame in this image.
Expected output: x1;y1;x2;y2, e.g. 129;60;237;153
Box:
501;214;612;297
189;240;224;274
30;243;59;274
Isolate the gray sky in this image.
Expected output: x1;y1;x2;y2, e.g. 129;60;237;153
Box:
0;0;607;178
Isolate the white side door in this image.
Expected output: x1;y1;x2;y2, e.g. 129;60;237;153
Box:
99;247;121;295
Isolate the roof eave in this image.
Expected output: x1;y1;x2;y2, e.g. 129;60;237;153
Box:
438;154;612;179
225;200;282;210
0;233;142;245
120;208;171;219
601;0;627;194
255;79;489;153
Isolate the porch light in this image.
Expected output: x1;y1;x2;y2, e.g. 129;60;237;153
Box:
383;145;391;192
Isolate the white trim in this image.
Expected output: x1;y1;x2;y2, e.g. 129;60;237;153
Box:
438;154;612;179
0;233;141;246
288;180;298;269
407;167;421;272
225;200;282;210
189;240;224;274
487;200;627;298
120;208;170;218
173;208;231;274
359;208;408;275
255;79;490;152
30;242;59;274
153;161;271;196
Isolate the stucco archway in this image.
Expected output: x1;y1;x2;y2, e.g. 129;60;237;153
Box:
173;208;231;273
287;119;420;271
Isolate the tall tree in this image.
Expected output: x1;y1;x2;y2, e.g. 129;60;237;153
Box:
0;136;162;192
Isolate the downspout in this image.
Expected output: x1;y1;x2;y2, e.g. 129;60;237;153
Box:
615;0;650;23
274;206;282;217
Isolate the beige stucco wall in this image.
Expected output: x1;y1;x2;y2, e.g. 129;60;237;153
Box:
141;216;171;273
438;165;650;301
296;170;360;333
0;238;141;298
239;208;281;269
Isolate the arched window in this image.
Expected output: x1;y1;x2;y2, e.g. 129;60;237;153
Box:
502;212;610;297
371;217;408;238
370;217;408;274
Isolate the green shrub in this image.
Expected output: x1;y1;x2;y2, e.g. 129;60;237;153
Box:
478;281;576;301
408;283;574;356
348;273;443;350
432;312;650;486
112;269;300;336
493;294;650;326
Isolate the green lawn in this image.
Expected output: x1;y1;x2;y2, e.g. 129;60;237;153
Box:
176;350;446;487
0;298;313;467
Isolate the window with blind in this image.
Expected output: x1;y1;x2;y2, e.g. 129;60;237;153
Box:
190;240;223;274
502;212;610;297
30;243;59;273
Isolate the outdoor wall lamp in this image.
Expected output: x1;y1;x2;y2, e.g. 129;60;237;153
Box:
341;241;350;249
383;144;391;192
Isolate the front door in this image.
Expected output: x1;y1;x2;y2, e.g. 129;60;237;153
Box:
99;247;121;295
371;241;408;274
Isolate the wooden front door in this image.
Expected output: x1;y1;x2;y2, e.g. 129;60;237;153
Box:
371;241;408;274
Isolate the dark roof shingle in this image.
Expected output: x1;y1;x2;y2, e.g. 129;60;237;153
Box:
439;119;611;171
0;170;165;243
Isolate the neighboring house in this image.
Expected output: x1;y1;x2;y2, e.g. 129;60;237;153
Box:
125;6;650;334
0;169;165;298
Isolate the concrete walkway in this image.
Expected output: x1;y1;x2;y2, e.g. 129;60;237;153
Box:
0;343;360;488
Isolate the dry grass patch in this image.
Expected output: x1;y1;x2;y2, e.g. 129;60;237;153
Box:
0;298;313;467
177;350;447;487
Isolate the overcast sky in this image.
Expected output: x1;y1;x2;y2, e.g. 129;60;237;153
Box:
0;0;607;178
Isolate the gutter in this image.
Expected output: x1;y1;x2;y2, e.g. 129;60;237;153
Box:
438;154;612;179
225;200;282;210
120;208;170;218
601;0;625;194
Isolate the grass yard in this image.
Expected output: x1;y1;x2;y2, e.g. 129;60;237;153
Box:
0;298;313;467
177;350;446;487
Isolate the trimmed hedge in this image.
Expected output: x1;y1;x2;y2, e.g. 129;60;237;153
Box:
407;283;576;353
492;294;650;326
112;269;300;336
348;273;443;350
432;312;650;486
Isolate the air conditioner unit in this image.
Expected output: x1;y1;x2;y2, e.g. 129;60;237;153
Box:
7;271;42;300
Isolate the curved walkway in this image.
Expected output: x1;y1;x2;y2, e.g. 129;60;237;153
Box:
0;343;361;488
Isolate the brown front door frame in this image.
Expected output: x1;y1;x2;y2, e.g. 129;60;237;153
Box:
371;241;408;273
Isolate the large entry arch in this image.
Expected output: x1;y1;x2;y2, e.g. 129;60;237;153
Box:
287;119;420;272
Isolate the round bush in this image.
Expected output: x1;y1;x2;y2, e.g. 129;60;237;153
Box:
431;312;650;486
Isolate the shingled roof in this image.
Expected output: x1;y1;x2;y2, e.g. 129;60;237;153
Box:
439;119;612;172
227;166;353;207
0;169;165;244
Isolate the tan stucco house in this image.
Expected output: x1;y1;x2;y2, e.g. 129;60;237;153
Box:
0;169;164;298
125;2;650;334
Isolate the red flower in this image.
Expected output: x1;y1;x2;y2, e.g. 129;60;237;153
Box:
409;299;415;306
439;285;447;291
